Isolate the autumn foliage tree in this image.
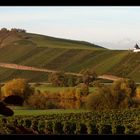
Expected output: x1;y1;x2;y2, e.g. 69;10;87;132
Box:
1;78;34;100
78;69;97;86
48;72;66;87
86;78;137;111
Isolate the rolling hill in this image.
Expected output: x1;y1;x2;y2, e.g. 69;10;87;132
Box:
0;29;139;82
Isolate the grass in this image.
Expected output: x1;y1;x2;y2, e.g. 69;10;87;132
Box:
12;109;89;116
27;33;105;50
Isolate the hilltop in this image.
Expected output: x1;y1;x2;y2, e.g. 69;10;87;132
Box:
0;28;139;82
0;28;105;50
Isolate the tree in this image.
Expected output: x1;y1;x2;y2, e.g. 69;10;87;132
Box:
86;86;114;110
81;69;97;86
111;78;136;109
11;28;26;33
48;72;66;87
1;78;34;101
111;78;136;98
0;28;9;32
67;75;76;87
86;78;137;111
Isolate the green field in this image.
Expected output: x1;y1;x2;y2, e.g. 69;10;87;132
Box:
12;109;89;116
0;31;140;82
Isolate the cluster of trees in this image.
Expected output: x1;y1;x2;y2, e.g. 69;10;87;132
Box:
1;76;140;111
0;77;89;109
0;28;26;33
48;69;97;87
0;78;34;116
0;78;34;106
24;84;88;109
1;78;33;100
86;78;138;110
48;72;75;87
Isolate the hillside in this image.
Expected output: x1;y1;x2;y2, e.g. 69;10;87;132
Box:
0;29;139;82
0;28;105;50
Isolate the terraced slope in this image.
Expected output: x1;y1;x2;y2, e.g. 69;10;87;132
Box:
0;46;131;82
0;30;139;82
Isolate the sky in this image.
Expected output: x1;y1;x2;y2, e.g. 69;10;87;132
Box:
0;6;140;50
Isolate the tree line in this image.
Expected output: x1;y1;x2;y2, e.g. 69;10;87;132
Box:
0;28;26;33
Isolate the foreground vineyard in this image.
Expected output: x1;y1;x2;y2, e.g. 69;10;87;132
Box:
0;108;140;134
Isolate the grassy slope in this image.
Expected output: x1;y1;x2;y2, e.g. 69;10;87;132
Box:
24;33;105;50
0;31;139;82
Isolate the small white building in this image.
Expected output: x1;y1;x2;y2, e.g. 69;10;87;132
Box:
133;44;140;52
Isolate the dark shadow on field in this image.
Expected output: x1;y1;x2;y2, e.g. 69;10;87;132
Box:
0;95;24;116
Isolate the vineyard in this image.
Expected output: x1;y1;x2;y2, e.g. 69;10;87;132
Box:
0;108;140;134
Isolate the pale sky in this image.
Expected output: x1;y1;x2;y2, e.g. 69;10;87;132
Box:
0;6;140;50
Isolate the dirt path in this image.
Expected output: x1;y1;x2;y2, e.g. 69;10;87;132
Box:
0;62;82;77
98;74;123;81
0;62;122;80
